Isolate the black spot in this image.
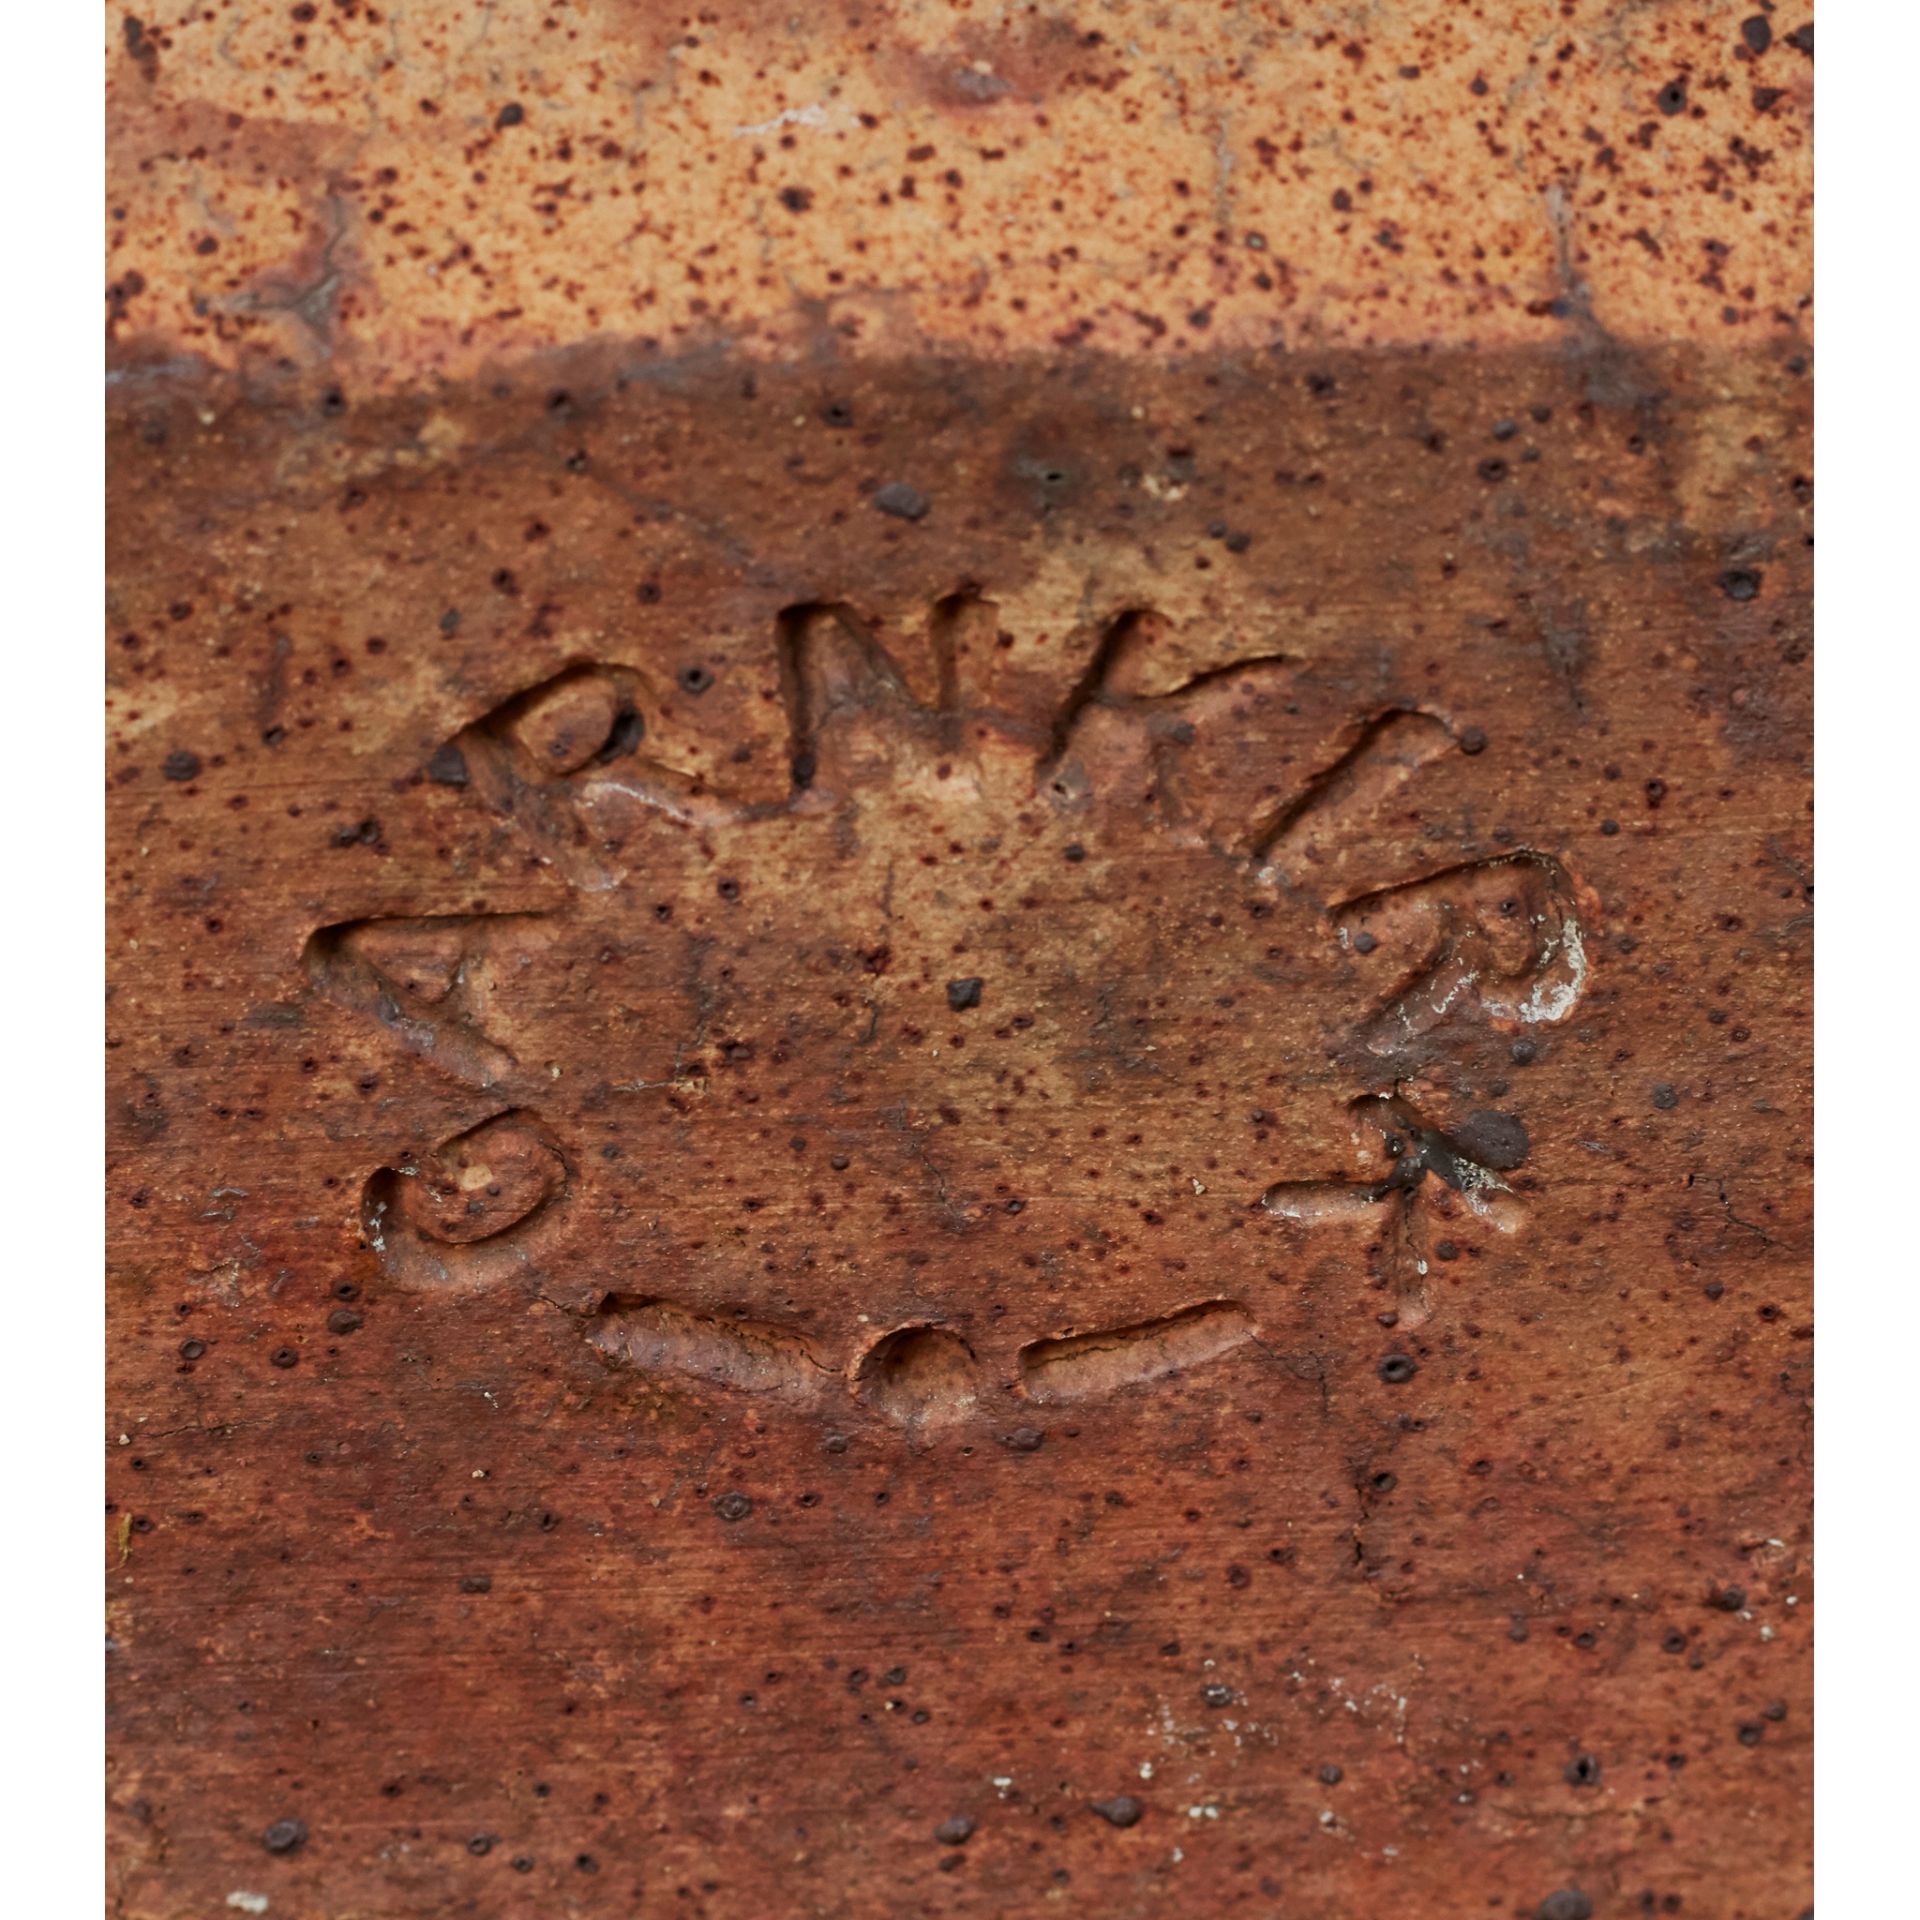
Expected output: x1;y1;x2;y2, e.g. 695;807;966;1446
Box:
1318;1764;1343;1785
1712;1584;1747;1612
779;186;814;212
1785;25;1812;56
1741;15;1772;55
426;743;470;788
933;1816;975;1845
270;1347;299;1370
1537;1894;1593;1920
1656;79;1688;115
677;663;715;695
1459;725;1488;755
872;481;931;521
1719;567;1762;601
1477;457;1510;484
327;1307;363;1335
162;749;202;783
1090;1795;1144;1828
1452;1110;1529;1171
946;977;984;1011
261;1818;308;1855
1563;1753;1602;1788
1509;1038;1538;1066
496;102;525;128
1004;1426;1044;1453
713;1491;753;1522
460;1573;492;1594
1377;1354;1417;1385
1651;1083;1680;1110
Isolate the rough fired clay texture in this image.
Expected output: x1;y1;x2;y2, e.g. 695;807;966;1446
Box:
107;7;1811;1918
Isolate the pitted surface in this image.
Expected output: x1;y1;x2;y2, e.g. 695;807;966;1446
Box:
108;1;1811;386
106;8;1812;1919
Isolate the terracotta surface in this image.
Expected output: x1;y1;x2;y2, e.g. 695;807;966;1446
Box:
106;7;1812;1919
107;0;1812;382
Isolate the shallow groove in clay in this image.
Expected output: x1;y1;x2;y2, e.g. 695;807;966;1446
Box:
1019;1303;1256;1402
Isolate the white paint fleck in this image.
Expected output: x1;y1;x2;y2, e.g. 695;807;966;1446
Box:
226;1895;270;1915
1428;966;1480;1017
1516;914;1588;1024
731;103;850;137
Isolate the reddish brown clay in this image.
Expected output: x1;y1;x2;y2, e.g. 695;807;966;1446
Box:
107;8;1811;1919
